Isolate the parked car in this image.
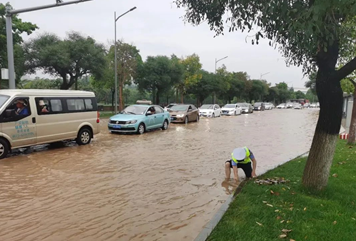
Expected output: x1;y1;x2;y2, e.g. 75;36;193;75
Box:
164;103;177;111
239;103;254;113
286;102;294;108
310;103;317;108
0;90;101;159
199;104;221;118
169;104;199;124
253;102;265;111
294;103;303;109
303;103;310;108
221;103;242;116
277;103;287;109
108;105;170;134
264;102;274;110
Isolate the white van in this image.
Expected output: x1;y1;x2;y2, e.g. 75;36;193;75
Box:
0;90;100;159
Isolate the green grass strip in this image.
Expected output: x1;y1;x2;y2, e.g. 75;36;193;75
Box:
208;140;356;241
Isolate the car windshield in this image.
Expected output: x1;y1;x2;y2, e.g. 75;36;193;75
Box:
167;104;175;108
0;95;9;108
279;103;286;106
170;105;189;111
254;102;262;107
200;105;213;109
120;105;148;115
224;104;236;108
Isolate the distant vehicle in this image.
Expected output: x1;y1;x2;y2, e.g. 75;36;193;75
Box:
108;105;170;134
310;103;317;108
221;103;242;116
253;102;265;111
294;103;303;109
164;103;177;111
277;103;287;109
0;90;100;159
264;102;274;110
199;104;221;118
304;103;310;108
286;102;294;108
316;102;320;108
239;103;254;114
169;104;199;124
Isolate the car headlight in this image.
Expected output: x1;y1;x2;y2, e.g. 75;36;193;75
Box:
127;120;137;124
177;114;185;117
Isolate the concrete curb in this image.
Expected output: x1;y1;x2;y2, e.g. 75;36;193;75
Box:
193;151;310;241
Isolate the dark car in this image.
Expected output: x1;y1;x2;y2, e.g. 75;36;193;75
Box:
253;102;265;111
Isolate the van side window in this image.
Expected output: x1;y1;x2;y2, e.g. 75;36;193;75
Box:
0;97;31;123
37;99;50;114
84;99;93;110
50;99;63;112
67;99;85;111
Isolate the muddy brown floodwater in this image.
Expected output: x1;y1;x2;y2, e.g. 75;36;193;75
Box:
0;109;318;241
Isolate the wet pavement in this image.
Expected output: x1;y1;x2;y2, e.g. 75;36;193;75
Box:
0;109;318;241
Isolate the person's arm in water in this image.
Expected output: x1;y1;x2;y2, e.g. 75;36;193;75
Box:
233;165;238;181
251;157;257;177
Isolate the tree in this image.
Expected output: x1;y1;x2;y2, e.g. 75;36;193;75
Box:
0;3;38;86
305;72;317;95
224;72;248;103
109;41;142;110
177;54;202;103
187;70;216;106
175;0;356;190
135;55;183;104
266;86;279;104
276;82;291;104
24;32;106;90
295;91;306;99
247;80;269;102
20;77;61;89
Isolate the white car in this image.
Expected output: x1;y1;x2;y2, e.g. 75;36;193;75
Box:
294;103;302;109
310;103;317;108
277;103;287;109
264;102;274;110
199;104;221;118
286;102;294;108
221;104;242;116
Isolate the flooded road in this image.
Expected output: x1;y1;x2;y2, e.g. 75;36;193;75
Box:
0;109;318;241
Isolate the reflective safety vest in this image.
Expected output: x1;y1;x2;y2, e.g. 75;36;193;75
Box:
231;147;252;164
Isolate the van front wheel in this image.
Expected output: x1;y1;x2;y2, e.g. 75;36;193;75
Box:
0;139;9;159
76;128;92;145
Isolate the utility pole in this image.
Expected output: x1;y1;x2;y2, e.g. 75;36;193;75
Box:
114;7;137;113
214;56;228;104
5;0;94;89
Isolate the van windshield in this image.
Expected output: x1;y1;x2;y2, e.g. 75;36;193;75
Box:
0;95;9;108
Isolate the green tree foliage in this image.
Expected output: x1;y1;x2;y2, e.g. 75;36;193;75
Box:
0;3;38;85
175;0;356;190
107;41;142;110
24;32;106;90
177;54;202;103
20;77;61;89
305;72;317;95
225;72;248;103
275;82;291;103
187;70;216;106
266;86;279;103
295;90;306;99
135;55;184;104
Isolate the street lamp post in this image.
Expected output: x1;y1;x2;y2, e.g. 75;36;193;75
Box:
114;7;137;114
260;72;270;80
214;56;228;104
5;0;94;89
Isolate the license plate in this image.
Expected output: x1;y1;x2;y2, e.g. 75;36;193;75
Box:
113;124;121;129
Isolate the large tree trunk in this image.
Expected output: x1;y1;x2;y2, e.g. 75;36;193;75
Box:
348;86;356;144
302;53;343;190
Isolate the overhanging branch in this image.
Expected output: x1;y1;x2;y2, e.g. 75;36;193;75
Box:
336;56;356;80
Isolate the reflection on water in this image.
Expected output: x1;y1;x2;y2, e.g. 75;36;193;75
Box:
0;109;318;241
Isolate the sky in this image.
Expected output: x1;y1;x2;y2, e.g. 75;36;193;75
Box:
8;0;307;88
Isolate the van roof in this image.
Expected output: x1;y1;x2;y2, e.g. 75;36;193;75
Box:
0;89;95;97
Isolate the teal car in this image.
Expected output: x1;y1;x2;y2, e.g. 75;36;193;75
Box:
108;105;170;134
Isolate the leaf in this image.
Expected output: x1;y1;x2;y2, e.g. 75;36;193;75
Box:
282;229;292;233
277;216;282;220
304;207;307;211
332;173;338;178
280;220;285;223
290;239;296;241
267;204;274;207
263;201;268;204
279;234;287;238
275;210;280;213
333;221;337;225
270;190;275;194
256;221;263;226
